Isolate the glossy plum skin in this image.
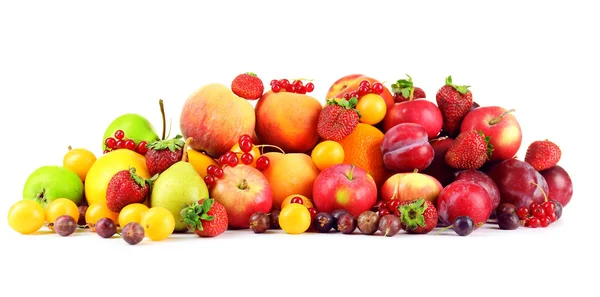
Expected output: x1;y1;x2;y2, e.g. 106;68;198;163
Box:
382;100;443;139
437;180;493;226
540;165;573;207
422;137;456;187
488;159;549;209
381;123;434;172
455;169;501;211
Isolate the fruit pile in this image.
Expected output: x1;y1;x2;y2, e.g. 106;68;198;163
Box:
8;72;574;244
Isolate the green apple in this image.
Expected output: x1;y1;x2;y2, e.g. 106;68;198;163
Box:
102;113;160;150
23;166;84;207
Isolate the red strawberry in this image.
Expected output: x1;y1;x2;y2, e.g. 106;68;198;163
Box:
231;72;264;100
317;97;361;141
445;130;493;170
397;198;438;234
391;74;427;102
181;198;228;237
106;167;156;212
145;135;187;176
525;140;561;171
436;76;473;136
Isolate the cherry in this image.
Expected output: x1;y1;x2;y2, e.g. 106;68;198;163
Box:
270;79;279;86
207;165;218;176
378;209;390;217
114;130;125;140
530;202;541;211
359;80;370;88
204;174;216;187
358;86;370;96
115;140;126;149
241;153;254;165
542;201;556;214
227;154;239;167
539;216;551;227
218;155;228;165
213;167;224;178
372;82;384;95
271;84;281;92
548;212;558;222
532;208;546;219
239;139;253;153
279;79;290;88
526;217;540;228
256;156;270;170
387;200;401;212
296;85;306;94
124;140;136;151
136;141;148;155
517;207;529;219
308;208;318;219
305;82;315;93
105;137;117;149
290;197;304;204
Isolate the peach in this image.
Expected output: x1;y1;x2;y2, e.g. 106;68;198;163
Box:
326;74;395;110
180;83;255;158
380;172;443;205
260;152;320;210
255;91;322;153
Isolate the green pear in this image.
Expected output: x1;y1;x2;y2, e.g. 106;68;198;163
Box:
23;165;84;207
102;113;160;150
150;160;209;232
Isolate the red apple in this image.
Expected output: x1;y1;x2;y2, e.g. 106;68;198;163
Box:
312;164;378;217
381;123;434;172
422;137;457;186
210;164;273;229
540;165;573;207
460;106;522;161
437;180;493;226
380;172;443;205
382;99;443;139
455;169;501;210
488;159;549;209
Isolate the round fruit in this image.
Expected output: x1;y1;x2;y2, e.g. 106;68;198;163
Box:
118;203;149;227
45;198;79;225
313;212;334;233
337;213;357;234
122;222;145;245
378;214;401;237
281;194;314;210
141;207;175;241
311;140;345;171
453;216;474;236
54;215;77;236
497;212;520;230
279;203;311;234
231;143;261;167
95;218;117;238
7;200;45;234
357;211;380;235
269;210;280;229
355;93;387;125
552;200;563;219
63;147;97;182
249;212;270;233
331;209;350;232
256;156;270;170
187;148;219;178
496;203;517;216
85;203;119;232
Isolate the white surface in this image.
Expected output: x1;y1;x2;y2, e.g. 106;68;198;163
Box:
0;1;598;296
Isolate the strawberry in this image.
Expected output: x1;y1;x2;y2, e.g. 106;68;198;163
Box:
445;130;493;170
231;72;264;100
105;167;156;212
525;140;562;171
398;198;438;234
145;135;187;176
317;97;361;141
181;198;228;237
436;75;473;136
391;74;426;102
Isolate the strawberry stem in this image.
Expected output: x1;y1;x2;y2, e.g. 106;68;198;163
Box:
445;75;470;95
489;109;516;125
530;181;548;202
159;99;166;140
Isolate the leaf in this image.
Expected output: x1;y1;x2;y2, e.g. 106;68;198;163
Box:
416;215;426;227
445;75;453;85
401;88;410;98
347;97;358;108
202;198;214;213
200;214;215;221
456;85;471;95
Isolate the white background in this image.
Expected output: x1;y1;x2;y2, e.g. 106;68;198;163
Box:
1;1;598;296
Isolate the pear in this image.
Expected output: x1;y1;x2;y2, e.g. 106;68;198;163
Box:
150;137;209;232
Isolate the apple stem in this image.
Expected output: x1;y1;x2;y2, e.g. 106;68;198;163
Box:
347;164;355;181
68;146;72;151
255;144;285;154
159;99;166;140
530;181;548;202
239;179;249;190
489;109;515;125
181;137;192;162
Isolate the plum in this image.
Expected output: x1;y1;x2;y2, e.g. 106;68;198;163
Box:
540;165;573;207
488;159;549;209
382;100;443;139
381;123;434;172
422;137;456;187
437;180;492;226
455;169;501;210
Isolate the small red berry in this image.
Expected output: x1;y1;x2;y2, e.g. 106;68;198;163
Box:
256;156;270;170
532;208;546;219
517;207;529;219
308;208;318;219
224;151;236;158
213;167;224;178
530;202;541;211
539;216;551;227
286;84;296;93
358;86;370;96
526;217;540;228
279;79;289;88
136;141;148;155
241;152;254;165
548;212;558;222
103;149;110;154
290;197;304;204
359;80;370;88
296;85;306;94
204;174;216;187
239;139;253;153
348;91;359;99
239;134;252;143
372;82;384;94
114;130;125;140
293;80;303;87
228;154;239;167
387;200;401;212
393;209;402;217
374;201;386;210
271;84;281;92
343;93;351;99
305;82;315;93
378;209;390;217
270;79;279;86
124;140;136;151
105;137;117;149
207;165;218;175
218;155;228;165
542;201;556;214
115;140;126;149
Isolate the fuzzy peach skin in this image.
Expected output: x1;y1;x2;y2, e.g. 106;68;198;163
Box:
180;83;256;158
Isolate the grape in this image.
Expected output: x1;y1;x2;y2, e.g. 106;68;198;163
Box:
357;211;379;235
453;216;474;236
313;212;334;233
122;222;144;245
95;218;117;238
249;212;270;233
551;200;563;219
497;213;520;230
331;209;349;231
269;210;280;229
337;213;356;234
378;214;400;237
54;215;77;236
496;203;517;216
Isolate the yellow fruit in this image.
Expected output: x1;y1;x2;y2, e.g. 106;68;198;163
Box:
8;200;45;234
63;147;97;182
279;203;311;234
281;194;314;210
187;148;219;178
85;204;119;231
118;203;149;227
311;140;345;171
85;149;149;206
45;198;79;225
356;93;387;125
141;207;175;241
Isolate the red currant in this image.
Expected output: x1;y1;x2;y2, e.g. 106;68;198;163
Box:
530;202;541;211
548;212;558;222
286;84;296;93
343;93;351;99
293;80;303;87
239;134;252;143
115;140;126;149
358;85;370;96
372;82;384;94
279;79;289;88
517;207;529;219
378;209;390;217
374;201;386;210
308;207;318;219
387;200;401;212
526;217;540;228
218;155;228;165
393;209;402;217
539;216;551;227
241;152;254;165
114;130;125;140
359;80;370;88
224;151;236;158
227;154;239;167
105;137;117;149
124;140;136;151
542;201;556;214
270;79;279;86
348;91;359;99
296;85;306;94
290;197;304;204
103;149;110;154
204;174;216;187
305;82;315;93
213;167;224;178
239;139;253;153
256;156;270;170
532;208;546;219
271;84;281;92
136;141;148;155
207;165;218;175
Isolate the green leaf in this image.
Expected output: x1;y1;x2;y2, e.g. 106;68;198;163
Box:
456;85;471;95
202;198;215;214
445;75;453;85
416;215;425;227
347;97;358;108
401;88;410;98
200;214;215;221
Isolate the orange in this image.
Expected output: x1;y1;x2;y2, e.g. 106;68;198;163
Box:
311;140;345;171
187;148;219;178
281;194;314;210
336;123;391;188
356;93;387;125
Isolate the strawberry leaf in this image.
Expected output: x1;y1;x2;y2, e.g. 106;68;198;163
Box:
398;198;427;231
392;74;415;99
147;134;185;152
445;75;470;95
401;88;410;98
181;198;216;232
347;97;358;108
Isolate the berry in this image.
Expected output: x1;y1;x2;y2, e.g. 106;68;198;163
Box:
270;79;279;86
103;149;110;154
95;218;117;238
227;154;239;167
218;154;228;165
349;91;359;99
497;212;520;230
239;139;253;153
531;207;546;219
373;201;386;211
296;85;306;94
286;84;295;92
317;97;360;141
372;82;384;95
331;209;350;232
358;85;370;96
115;140;126;150
378;208;390;217
182;198;229;237
249;212;270;234
122;222;144;245
398;199;438;234
313;212;334;233
530;202;541;211
279;79;289;88
548;212;558;222
145;135;187;176
124;139;136;151
308;208;318;219
552;200;563;219
240;153;254;165
269;210;280;229
256;156;270;170
290;197;304;204
305;82;315;93
213;167;223;178
378;214;401;237
271;84;281;92
526;217;540;228
337;213;357;234
239;134;252;143
391;74;426;102
359;80;370;88
436;75;473;136
387;200;401;212
453;216;474;236
53;215;77;236
517;207;529;219
231;72;264;100
204;174;216;187
343;93;351;99
105;137;117;149
357;211;380;235
136;141;148;155
114;130;125;140
207;165;218;176
524;140;562;171
293;80;303;87
540;216;551;227
445;130;493;169
106;167;154;213
542;201;556;215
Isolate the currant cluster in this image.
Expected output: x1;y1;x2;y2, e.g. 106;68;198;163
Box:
270;79;315;94
517;200;562;228
104;129;148;155
341;80;384;99
372;200;402;218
